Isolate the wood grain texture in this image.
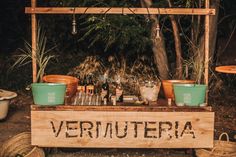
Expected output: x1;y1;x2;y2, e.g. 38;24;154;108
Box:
31;111;214;148
31;0;37;83
31;99;212;112
25;7;215;15
31;105;212;112
204;0;210;103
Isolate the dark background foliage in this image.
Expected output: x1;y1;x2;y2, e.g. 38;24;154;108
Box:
0;0;236;90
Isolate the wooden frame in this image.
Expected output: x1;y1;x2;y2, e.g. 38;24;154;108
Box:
31;0;37;82
26;1;215;85
204;0;210;103
26;0;215;149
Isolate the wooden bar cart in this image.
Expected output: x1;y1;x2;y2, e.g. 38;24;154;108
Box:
26;0;215;149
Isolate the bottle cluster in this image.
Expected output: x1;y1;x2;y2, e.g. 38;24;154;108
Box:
74;74;123;106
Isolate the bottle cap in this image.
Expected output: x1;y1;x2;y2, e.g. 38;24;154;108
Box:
168;98;172;106
112;97;117;106
104;98;107;105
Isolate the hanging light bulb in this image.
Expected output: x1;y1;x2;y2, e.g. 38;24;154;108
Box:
71;8;77;35
155;24;160;39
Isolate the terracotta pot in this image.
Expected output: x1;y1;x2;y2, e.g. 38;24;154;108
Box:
43;75;78;98
162;80;195;100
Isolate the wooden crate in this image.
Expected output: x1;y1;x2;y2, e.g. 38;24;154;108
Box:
31;103;214;148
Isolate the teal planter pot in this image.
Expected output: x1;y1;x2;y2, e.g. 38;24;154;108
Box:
32;83;66;106
173;84;207;106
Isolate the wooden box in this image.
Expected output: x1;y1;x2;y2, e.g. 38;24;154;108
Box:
31;103;214;148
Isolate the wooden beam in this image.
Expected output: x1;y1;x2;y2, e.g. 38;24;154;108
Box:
25;7;215;15
31;0;37;82
31;105;212;112
204;0;210;103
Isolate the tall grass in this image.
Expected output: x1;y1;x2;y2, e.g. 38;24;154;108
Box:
10;24;56;82
183;55;205;84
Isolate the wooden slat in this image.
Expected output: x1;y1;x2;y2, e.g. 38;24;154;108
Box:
31;105;212;112
31;0;37;82
204;0;210;103
25;7;215;15
31;111;214;148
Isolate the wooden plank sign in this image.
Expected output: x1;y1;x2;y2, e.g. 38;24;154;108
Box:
31;111;214;148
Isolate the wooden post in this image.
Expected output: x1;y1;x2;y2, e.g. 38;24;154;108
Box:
31;0;37;82
205;0;210;103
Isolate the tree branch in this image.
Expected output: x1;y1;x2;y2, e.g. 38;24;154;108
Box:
167;0;183;79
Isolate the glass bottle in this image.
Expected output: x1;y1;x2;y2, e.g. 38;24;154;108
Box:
77;76;85;93
83;76;88;93
101;74;109;104
116;75;123;102
86;75;94;95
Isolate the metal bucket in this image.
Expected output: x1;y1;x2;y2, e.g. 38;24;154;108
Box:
173;84;207;106
32;83;66;106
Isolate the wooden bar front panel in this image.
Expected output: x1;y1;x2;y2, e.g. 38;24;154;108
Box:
31;110;214;148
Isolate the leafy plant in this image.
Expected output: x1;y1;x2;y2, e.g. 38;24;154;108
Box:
68;55;105;80
183;56;204;84
11;24;56;82
79;14;150;53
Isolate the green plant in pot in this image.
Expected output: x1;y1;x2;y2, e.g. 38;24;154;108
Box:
11;24;66;106
161;64;195;102
172;57;207;107
11;25;56;83
162;55;208;106
162;79;195;101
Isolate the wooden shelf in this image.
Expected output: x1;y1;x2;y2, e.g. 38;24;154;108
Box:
31;105;212;112
25;7;215;15
31;98;212;112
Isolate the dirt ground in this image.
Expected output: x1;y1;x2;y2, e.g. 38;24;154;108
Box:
0;90;235;157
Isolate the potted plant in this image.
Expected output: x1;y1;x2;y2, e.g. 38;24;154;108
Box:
162;79;195;101
170;57;207;106
11;24;67;106
11;24;56;83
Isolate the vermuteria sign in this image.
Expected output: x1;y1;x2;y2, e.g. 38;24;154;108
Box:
31;111;214;148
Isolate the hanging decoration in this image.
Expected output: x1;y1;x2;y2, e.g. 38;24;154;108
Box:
156;24;160;39
71;8;77;35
